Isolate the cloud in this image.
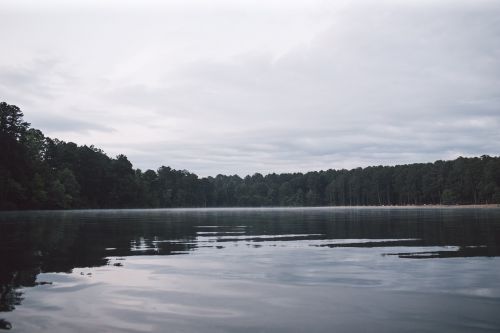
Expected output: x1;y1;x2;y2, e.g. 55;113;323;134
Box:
0;58;114;135
0;58;68;103
28;113;115;135
1;0;499;176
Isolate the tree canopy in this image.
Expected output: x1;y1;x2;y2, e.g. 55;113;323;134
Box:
1;101;499;210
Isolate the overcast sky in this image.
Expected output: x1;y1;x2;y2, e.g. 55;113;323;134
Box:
1;0;499;176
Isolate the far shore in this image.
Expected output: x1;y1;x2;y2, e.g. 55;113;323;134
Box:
1;204;500;213
280;204;500;209
335;204;500;209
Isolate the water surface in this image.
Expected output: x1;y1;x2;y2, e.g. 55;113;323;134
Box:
1;207;499;332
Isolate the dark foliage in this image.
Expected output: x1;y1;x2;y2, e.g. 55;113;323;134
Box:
1;101;499;210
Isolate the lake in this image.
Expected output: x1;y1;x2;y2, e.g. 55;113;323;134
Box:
1;207;499;332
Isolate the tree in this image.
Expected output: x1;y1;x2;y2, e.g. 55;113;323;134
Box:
0;102;30;140
441;189;458;205
2;100;500;210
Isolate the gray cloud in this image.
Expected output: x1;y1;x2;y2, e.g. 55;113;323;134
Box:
0;58;115;135
0;58;66;103
29;113;114;135
1;0;499;176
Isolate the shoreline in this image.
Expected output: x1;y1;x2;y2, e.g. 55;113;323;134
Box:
1;204;499;213
329;204;500;209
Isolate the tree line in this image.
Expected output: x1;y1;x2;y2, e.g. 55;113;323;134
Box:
1;101;499;210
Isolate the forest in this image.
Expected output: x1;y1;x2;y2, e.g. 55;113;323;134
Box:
1;101;499;210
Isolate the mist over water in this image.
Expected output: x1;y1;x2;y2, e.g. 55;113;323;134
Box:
1;207;500;332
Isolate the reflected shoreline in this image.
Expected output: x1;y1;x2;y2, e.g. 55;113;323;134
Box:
1;208;499;331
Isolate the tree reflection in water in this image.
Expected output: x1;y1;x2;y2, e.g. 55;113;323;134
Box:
0;207;499;328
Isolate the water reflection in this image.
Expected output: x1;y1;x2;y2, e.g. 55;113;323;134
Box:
0;208;500;331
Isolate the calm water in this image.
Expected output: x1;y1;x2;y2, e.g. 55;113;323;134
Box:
1;207;500;332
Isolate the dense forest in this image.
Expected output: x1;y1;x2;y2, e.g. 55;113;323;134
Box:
1;101;499;210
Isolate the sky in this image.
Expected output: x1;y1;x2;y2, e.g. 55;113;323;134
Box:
1;0;499;176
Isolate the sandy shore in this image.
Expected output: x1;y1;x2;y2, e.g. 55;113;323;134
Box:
345;204;500;209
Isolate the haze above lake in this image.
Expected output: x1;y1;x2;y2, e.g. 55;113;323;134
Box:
1;207;500;332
